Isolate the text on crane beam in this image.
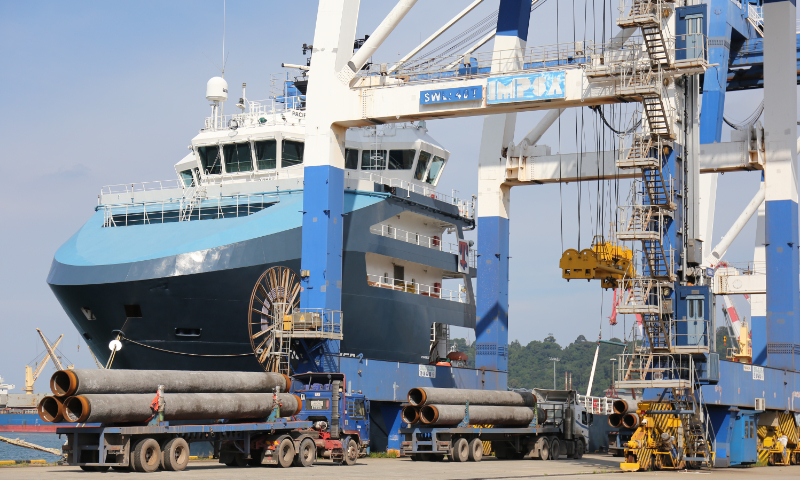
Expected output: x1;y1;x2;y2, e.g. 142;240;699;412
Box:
420;86;483;105
487;71;566;104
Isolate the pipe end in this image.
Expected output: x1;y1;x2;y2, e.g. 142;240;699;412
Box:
401;405;420;424
51;370;78;397
64;396;91;423
407;388;426;406
37;396;64;423
419;405;439;424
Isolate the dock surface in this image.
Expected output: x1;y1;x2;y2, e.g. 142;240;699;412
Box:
2;455;800;478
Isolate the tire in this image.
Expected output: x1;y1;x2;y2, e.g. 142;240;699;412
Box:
539;438;551;461
132;437;161;473
410;454;420;461
468;438;483;462
551;439;561;460
79;465;110;472
293;438;316;467
161;437;190;472
340;438;358;466
571;440;584;460
452;438;469;462
276;438;296;468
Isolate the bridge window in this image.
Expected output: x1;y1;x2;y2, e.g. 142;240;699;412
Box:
425;155;445;185
345;148;359;169
223;143;253;173
388;149;415;170
415;151;431;180
179;170;195;187
361;149;386;170
282;140;304;167
254;139;277;170
197;146;222;175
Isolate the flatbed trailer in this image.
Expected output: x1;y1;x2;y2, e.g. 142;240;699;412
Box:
57;419;329;472
400;424;580;461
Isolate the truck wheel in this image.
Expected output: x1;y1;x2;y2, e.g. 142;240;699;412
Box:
452;438;469;462
537;438;551;461
293;438;316;467
468;438;483;462
340;438;359;466
162;437;190;471
570;440;584;460
132;438;161;473
549;438;560;460
276;438;296;468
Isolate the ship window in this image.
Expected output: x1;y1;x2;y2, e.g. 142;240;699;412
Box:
223;142;253;173
254;139;277;170
282;140;304;167
179;170;195;187
415;151;431;180
197;146;222;175
425;155;445;185
388;149;415;170
345;148;359;169
361;150;386;170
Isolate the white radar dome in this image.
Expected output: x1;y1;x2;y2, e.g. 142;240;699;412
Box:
206;76;228;102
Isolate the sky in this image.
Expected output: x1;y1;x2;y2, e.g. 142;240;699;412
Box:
0;1;796;392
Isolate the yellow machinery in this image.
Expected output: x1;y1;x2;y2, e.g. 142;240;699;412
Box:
757;411;799;466
560;237;634;289
620;402;711;471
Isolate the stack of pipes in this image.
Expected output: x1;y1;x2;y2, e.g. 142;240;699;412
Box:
401;387;546;427
37;369;301;424
607;398;639;429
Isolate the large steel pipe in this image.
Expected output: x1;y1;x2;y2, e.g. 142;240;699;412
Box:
608;413;623;428
401;405;420;424
419;405;534;426
612;399;636;415
62;393;301;424
408;388;536;407
37;396;66;423
622;413;640;429
51;370;291;397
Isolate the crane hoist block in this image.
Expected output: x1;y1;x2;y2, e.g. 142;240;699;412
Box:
559;243;634;288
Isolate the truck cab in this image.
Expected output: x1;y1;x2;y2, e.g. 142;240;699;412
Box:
292;373;370;458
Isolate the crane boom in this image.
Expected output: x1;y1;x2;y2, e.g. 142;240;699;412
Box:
32;334;63;379
36;328;64;371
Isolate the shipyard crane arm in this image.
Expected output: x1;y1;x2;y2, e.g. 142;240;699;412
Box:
32;334;63;379
37;328;64;371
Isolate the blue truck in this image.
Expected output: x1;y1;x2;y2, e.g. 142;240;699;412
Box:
56;372;369;472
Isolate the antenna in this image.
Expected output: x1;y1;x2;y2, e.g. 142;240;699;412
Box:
222;0;226;78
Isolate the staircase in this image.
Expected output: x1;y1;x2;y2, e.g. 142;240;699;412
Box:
672;387;712;466
642;93;672;137
643;313;671;352
617;0;673;66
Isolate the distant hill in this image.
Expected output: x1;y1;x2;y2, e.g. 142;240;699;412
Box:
452;335;630;396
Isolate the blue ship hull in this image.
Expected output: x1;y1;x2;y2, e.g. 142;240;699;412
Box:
48;189;475;371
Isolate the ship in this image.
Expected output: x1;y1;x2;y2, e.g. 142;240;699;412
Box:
0;377;53;433
47;73;477;372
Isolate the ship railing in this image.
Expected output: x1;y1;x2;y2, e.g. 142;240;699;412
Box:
369;224;477;268
348;170;475;219
204;97;306;131
200;167;304;185
366;274;469;303
101;179;183;196
100;193;279;227
284;308;343;340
